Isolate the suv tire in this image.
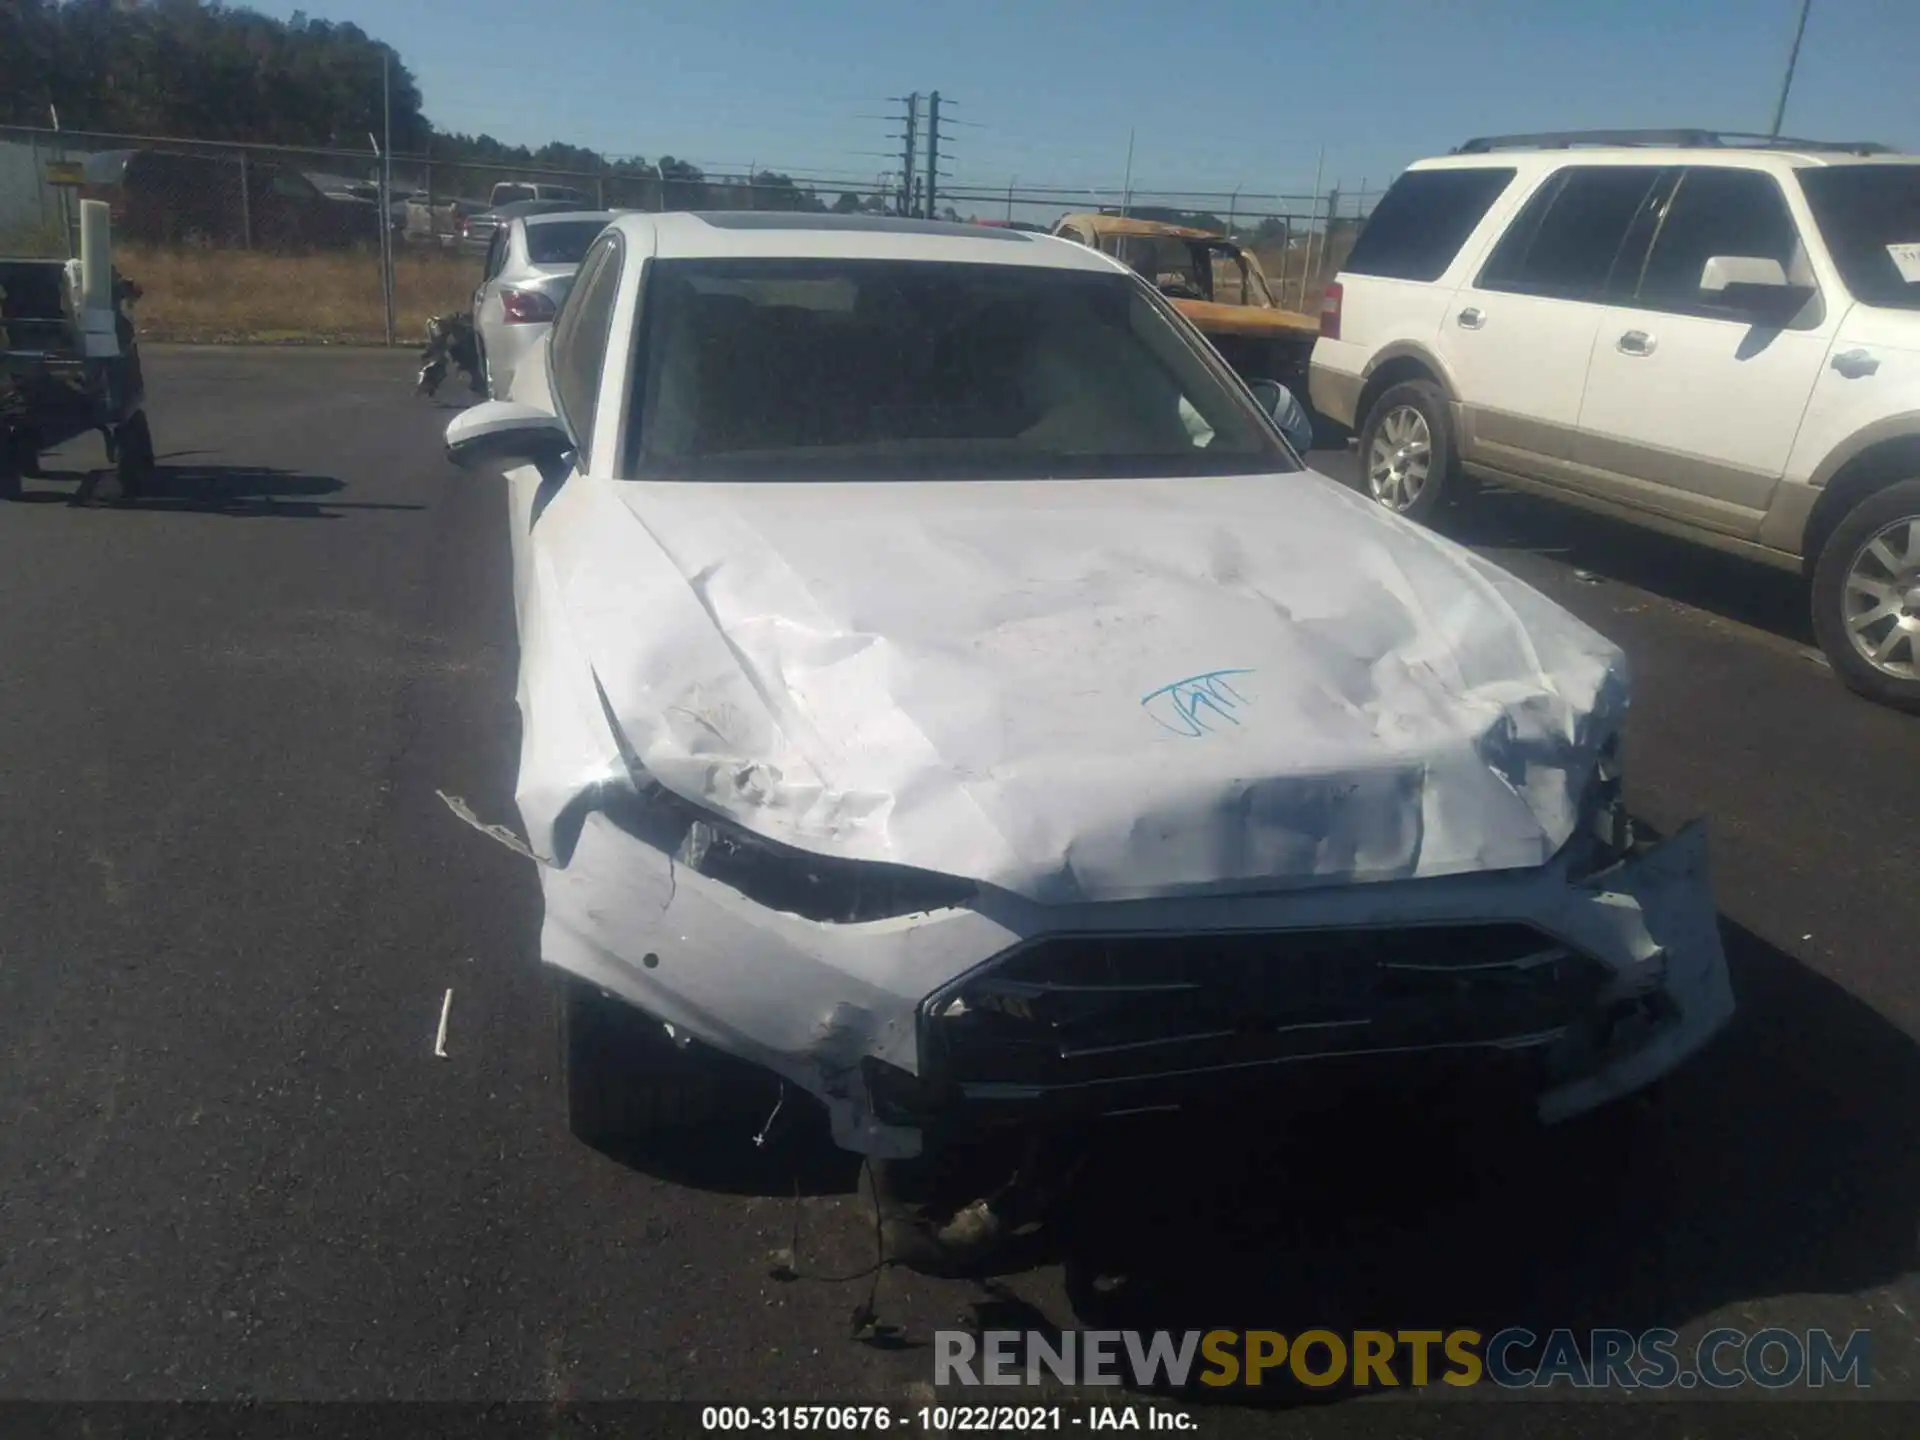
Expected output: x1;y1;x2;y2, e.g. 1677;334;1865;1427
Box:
0;439;24;502
1811;478;1920;711
1357;379;1458;524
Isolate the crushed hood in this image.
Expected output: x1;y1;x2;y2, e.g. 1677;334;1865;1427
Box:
551;468;1627;905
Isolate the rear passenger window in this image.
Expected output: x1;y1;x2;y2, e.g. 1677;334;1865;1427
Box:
1478;166;1664;301
1341;167;1516;281
1634;168;1803;315
549;235;623;455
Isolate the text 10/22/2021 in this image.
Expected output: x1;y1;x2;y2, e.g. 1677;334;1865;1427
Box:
701;1407;1194;1431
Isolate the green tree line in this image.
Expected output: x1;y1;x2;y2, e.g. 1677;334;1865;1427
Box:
0;0;892;212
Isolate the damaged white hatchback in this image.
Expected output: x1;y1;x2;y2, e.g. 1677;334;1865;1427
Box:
445;212;1733;1190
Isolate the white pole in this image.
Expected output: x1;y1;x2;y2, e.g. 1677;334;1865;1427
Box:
1120;129;1135;218
1300;145;1326;311
381;52;396;346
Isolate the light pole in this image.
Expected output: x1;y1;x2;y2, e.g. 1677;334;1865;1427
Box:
1769;0;1813;138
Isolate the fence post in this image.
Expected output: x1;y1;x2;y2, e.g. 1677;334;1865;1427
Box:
596;158;606;210
238;152;252;249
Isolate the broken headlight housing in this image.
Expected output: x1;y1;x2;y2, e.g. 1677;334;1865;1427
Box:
1563;731;1634;883
590;676;977;923
670;810;978;924
596;765;977;924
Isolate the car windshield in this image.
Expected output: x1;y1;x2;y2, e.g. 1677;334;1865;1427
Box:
525;219;608;265
626;258;1294;481
1797;166;1920;311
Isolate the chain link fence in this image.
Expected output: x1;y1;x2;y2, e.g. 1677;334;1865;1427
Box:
1;123;1376;345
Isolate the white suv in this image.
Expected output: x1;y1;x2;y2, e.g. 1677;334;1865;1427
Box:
1309;129;1920;709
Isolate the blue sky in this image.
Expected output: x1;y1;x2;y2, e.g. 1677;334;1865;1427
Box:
252;0;1919;212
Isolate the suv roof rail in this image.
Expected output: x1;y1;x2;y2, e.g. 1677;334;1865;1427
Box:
1452;129;1892;156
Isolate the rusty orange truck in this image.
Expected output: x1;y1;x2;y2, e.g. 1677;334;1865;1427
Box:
1050;213;1318;394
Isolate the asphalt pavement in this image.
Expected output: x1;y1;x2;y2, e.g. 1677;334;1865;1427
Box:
2;347;1917;1417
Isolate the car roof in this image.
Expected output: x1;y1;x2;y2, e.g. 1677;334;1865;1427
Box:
1055;212;1224;241
610;211;1118;271
1411;147;1920;172
487;198;585;217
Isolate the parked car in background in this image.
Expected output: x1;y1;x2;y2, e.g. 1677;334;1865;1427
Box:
1051;212;1320;392
1309;128;1920;708
459;198;588;256
471;210;617;398
489;181;592;209
441;213;1731;1247
79;148;381;250
406;196;489;247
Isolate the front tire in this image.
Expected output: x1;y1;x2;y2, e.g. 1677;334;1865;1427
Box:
1811;478;1920;711
554;973;731;1153
1356;379;1458;524
115;411;155;499
0;433;25;502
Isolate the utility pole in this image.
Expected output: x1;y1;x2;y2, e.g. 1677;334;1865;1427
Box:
925;91;941;220
1770;0;1813;137
895;93;919;216
1300;145;1326;312
379;50;395;347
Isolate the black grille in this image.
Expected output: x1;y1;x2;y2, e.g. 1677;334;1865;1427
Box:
922;924;1610;1102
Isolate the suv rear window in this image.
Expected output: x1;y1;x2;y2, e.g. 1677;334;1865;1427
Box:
1341;167;1516;282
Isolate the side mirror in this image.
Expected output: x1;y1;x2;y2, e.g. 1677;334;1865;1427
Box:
1698;254;1812;320
1247;378;1315;454
445;401;572;471
1699;254;1789;294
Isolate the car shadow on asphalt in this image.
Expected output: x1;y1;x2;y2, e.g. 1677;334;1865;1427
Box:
11;463;422;517
1433;484;1816;649
588;1071;864;1200
1025;915;1918;1408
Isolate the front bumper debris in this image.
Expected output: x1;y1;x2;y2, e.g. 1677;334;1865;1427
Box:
539;804;1732;1158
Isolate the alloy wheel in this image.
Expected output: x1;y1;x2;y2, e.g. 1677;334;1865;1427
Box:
1842;516;1920;680
1368;404;1432;511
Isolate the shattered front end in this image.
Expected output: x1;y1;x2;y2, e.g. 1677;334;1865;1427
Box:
536;774;1733;1158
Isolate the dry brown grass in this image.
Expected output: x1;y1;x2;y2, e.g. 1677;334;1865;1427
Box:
116;243;477;345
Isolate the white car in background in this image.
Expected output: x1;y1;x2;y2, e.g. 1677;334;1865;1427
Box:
443;211;1731;1181
471;210;618;400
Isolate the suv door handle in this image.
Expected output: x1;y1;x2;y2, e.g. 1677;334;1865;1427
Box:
1832;348;1879;378
1456;307;1484;329
1616;330;1656;357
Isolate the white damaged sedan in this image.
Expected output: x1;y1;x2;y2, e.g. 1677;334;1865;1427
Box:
445;211;1733;1165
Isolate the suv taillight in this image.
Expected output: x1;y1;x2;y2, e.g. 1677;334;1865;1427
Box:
1319;280;1343;340
500;288;558;324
